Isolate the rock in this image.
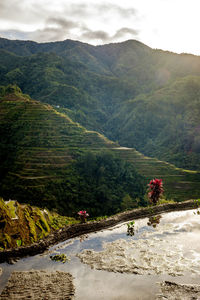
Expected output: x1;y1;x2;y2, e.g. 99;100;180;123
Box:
7;258;16;265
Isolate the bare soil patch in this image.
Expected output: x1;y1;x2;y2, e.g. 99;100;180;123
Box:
157;281;200;299
0;270;75;300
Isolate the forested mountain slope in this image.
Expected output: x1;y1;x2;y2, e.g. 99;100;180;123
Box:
0;37;200;171
106;76;200;170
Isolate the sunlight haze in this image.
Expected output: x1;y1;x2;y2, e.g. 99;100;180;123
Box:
0;0;199;55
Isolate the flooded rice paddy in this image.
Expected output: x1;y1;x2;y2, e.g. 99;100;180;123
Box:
1;209;200;299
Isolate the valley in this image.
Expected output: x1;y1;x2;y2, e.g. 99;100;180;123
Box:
1;1;200;299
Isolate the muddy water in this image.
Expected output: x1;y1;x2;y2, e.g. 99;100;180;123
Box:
1;209;200;299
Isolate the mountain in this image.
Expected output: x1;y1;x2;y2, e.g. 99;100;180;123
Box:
0;37;200;171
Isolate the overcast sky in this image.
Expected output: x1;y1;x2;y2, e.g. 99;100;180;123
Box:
0;0;199;55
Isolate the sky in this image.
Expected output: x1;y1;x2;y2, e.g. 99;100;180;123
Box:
0;0;199;55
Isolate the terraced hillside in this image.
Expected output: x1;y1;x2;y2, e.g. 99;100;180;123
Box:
0;87;145;216
0;87;200;217
0;197;76;250
112;147;200;201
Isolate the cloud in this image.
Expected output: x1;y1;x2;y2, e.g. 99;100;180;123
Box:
62;3;137;18
0;1;139;44
0;0;21;12
28;17;80;42
113;27;138;39
0;0;33;23
0;16;79;42
96;4;136;18
64;3;90;17
0;0;6;10
46;17;77;30
31;28;66;43
81;29;110;42
80;26;138;43
0;24;139;44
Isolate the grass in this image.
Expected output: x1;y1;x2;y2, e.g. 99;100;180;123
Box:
0;197;78;250
5;200;16;219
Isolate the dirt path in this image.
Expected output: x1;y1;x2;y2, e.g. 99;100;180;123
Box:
0;270;75;300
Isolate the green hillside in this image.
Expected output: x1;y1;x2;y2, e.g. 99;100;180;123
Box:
0;86;145;216
0;197;76;250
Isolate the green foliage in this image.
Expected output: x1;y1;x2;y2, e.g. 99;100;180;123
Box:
0;197;78;250
0;84;22;97
127;220;135;228
50;215;78;230
6;201;16;218
147;215;162;228
157;198;175;205
90;215;108;222
16;239;22;247
2;233;12;248
50;253;69;263
194;198;200;207
43;151;146;217
121;194;138;211
127;220;135;236
73;151;145;216
193;199;200;215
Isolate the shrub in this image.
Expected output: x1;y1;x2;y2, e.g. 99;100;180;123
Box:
148;178;164;205
78;210;89;223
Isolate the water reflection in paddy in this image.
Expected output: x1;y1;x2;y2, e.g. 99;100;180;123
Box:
1;209;200;299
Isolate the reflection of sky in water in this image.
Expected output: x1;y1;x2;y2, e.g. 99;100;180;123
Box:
1;209;200;300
